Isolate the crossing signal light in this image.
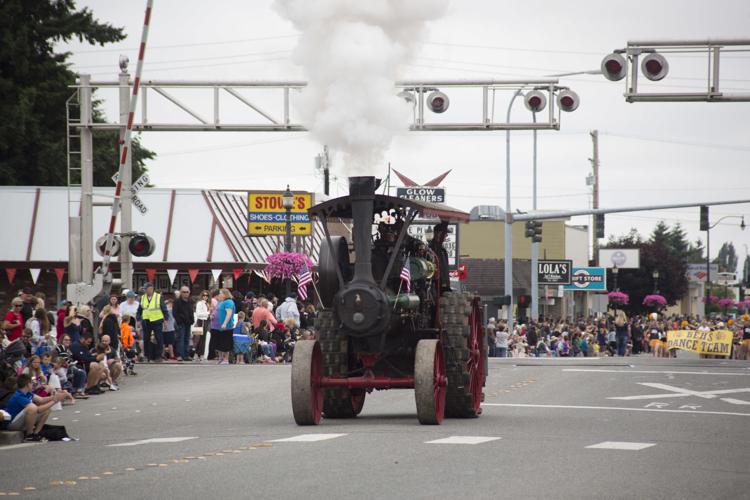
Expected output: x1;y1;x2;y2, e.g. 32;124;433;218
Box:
524;90;547;113
641;52;669;81
601;53;627;81
517;294;532;308
557;89;580;112
700;205;709;231
96;235;121;257
595;214;605;239
525;220;543;243
426;90;449;113
128;234;156;257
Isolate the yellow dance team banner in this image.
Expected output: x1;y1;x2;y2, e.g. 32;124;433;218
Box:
666;330;733;357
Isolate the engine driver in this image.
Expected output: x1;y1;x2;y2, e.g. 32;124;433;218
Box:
429;221;451;293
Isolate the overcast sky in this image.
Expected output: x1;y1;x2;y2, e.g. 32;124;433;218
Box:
58;0;750;269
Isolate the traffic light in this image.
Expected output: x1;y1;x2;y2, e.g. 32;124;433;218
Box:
557;90;580;112
517;294;532;308
524;90;547;113
524;221;542;243
426;90;449;113
641;52;669;81
128;234;156;257
595;213;605;239
700;205;709;231
95;235;121;257
601;53;627;81
497;295;512;306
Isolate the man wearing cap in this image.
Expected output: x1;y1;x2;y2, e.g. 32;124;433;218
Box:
136;283;169;362
428;222;452;293
172;286;195;362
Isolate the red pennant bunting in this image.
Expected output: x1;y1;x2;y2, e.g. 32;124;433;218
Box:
54;268;66;283
146;268;156;283
188;269;199;284
233;268;243;280
5;268;16;284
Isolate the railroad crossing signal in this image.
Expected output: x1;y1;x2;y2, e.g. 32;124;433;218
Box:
128;234;156;257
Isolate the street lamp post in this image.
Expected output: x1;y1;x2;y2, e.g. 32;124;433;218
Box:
704;215;745;318
612;265;619;292
282;185;295;296
652;269;660;294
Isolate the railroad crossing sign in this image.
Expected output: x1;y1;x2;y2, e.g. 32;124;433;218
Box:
112;172;149;214
247;191;312;236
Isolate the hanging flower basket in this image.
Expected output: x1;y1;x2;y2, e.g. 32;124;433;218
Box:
265;252;313;280
608;291;629;306
642;294;667;309
718;298;736;309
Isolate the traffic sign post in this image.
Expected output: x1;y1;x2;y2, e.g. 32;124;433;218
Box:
247;191;312;236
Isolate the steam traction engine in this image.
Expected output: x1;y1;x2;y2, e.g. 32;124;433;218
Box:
291;176;487;425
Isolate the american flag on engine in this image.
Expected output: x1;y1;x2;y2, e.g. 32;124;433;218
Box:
297;262;313;301
400;256;411;293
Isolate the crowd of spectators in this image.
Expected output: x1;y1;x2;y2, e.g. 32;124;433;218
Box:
485;312;750;360
0;284;320;442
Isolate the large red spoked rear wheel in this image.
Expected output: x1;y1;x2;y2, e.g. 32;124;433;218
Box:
415;339;447;425
441;292;485;418
291;340;323;425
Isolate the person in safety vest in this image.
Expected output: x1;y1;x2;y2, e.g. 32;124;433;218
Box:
136;282;169;362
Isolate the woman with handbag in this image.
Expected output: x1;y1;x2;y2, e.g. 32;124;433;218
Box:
193;290;210;362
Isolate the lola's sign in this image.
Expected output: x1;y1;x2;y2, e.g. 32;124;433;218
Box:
537;260;572;285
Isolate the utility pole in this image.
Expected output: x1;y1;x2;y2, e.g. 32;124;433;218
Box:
79;74;94;285
316;146;331;196
590;130;600;265
119;60;134;292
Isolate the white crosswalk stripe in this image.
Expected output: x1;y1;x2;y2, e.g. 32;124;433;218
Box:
586;441;655;451
269;433;348;443
108;437;198;447
425;436;501;445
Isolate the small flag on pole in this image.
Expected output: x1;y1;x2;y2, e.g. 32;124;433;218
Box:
297;262;313;301
400;256;411;293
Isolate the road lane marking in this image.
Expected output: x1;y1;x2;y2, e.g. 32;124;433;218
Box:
269;433;347;442
586;441;655;451
720;398;750;405
108;436;198;447
425;436;501;445
0;443;41;451
483;403;750;417
608;384;750;401
562;369;750;376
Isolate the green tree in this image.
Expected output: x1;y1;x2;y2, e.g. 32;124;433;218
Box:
0;0;155;186
686;238;705;263
714;242;738;273
603;226;689;315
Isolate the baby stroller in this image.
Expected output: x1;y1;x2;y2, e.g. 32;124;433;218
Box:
119;345;138;376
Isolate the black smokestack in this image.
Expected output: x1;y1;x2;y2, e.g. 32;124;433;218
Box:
349;176;379;283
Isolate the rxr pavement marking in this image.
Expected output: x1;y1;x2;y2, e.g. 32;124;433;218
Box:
608;383;750;405
269;434;347;443
425;436;501;445
586;441;655;451
108;437;198;447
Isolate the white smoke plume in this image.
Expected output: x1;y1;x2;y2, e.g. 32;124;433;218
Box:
274;0;449;176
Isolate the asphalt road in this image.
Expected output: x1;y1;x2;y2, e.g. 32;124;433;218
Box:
2;354;749;499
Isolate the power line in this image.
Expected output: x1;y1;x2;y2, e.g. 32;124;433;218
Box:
73;50;292;69
68;34;299;54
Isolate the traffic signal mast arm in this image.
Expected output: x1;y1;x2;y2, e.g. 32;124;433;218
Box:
512;198;750;222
